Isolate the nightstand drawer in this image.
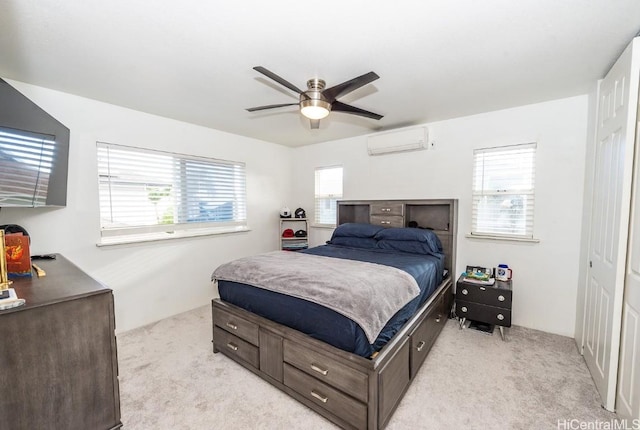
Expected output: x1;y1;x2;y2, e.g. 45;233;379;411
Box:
214;307;259;346
457;282;512;307
456;300;511;327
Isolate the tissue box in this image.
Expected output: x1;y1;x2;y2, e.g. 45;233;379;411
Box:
4;233;32;278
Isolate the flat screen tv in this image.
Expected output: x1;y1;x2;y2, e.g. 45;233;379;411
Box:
0;78;69;207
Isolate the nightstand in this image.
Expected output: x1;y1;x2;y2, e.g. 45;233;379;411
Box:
456;276;512;340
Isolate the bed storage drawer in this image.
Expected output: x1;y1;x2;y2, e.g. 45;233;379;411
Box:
378;336;410;429
409;293;445;378
214;326;259;368
214;307;259;346
284;363;367;430
283;340;368;403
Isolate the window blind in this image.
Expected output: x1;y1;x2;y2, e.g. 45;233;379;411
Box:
97;142;247;242
314;166;343;226
0;127;55;206
471;143;536;238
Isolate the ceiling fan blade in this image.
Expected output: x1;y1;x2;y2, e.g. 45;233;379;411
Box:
322;71;380;102
310;119;320;129
246;103;298;112
253;66;304;94
331;101;383;120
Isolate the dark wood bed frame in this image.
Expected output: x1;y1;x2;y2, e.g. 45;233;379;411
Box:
212;199;457;430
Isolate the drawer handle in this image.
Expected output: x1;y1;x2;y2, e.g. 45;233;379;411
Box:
225;322;238;330
380;220;391;225
461;289;468;295
461;306;467;313
226;342;238;351
416;341;426;352
435;315;441;323
498;295;505;302
311;390;328;403
310;363;329;376
382;208;391;212
497;314;504;321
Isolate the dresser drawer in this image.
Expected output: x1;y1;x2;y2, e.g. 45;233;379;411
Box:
456;300;511;327
409;294;445;377
283;340;368;403
214;307;259;346
214;326;260;368
370;215;404;228
370;202;404;216
284;364;367;430
457;282;512;308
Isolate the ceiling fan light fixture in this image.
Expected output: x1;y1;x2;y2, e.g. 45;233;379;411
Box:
300;98;331;120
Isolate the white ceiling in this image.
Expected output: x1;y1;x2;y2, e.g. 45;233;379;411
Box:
1;1;639;147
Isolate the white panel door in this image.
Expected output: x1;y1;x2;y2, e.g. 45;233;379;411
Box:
618;80;640;421
585;39;639;412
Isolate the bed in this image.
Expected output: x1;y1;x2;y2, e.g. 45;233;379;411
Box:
211;199;457;430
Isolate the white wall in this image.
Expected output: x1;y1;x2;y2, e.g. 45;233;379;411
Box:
292;96;589;337
1;79;589;337
1;80;292;332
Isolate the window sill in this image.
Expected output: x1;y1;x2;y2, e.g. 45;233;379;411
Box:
465;233;540;244
97;225;250;247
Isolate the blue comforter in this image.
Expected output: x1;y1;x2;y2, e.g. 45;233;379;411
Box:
217;244;444;357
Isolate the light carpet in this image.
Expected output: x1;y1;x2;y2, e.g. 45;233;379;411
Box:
118;305;617;430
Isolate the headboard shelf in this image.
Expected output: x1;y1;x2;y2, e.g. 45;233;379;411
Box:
337;199;458;274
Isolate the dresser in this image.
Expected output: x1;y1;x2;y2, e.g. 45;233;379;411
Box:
0;255;121;430
455;276;512;340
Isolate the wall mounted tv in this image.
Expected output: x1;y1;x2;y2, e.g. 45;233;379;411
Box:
0;78;69;207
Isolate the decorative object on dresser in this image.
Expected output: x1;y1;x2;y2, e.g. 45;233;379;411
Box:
0;254;122;430
0;230;25;309
212;199;457;430
456;275;512;341
0;229;11;293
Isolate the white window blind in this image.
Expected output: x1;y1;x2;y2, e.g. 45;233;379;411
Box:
471;143;536;239
0;127;55;206
97;142;247;244
314;166;343;226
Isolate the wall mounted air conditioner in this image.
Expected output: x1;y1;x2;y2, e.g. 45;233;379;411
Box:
367;126;428;156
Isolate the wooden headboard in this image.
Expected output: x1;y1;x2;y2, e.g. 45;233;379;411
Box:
336;199;458;276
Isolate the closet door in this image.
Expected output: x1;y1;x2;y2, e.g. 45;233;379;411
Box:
618;53;640;419
584;38;640;412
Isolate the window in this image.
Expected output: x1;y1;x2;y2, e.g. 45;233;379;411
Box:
97;142;247;244
314;166;343;226
471;143;536;239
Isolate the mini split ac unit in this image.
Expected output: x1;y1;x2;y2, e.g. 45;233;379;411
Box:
366;126;428;156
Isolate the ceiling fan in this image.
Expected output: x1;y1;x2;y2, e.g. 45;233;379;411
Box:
246;66;383;129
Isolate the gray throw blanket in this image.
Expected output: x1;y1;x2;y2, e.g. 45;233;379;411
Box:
212;251;420;343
